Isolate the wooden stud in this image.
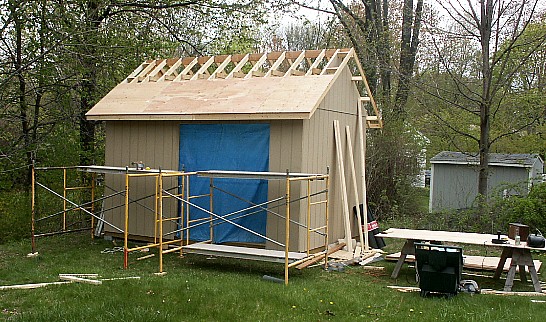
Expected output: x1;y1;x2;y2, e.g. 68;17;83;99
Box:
244;53;268;79
226;54;249;79
345;125;365;256
284;51;306;77
59;275;102;285
357;104;370;250
208;55;232;80
58;274;99;278
352;52;382;128
287;251;326;268
264;52;286;77
190;56;215;81
173;57;198;81
305;50;326;76
320;49;340;75
333;120;353;252
296;242;346;269
158;58;183;82
0;281;72;290
124;61;151;83
143;59;167;82
131;60;157;83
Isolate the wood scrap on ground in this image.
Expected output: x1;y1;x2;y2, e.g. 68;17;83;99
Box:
359;252;383;265
479;289;546;296
296;243;346;270
329;249;354;260
58;275;102;285
387;285;546;296
0;281;71;291
0;275;141;291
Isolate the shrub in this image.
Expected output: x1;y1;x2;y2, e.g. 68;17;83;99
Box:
0;191;31;244
403;183;546;234
487;183;545;234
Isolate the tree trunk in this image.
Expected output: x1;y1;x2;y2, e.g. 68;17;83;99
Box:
477;0;494;198
12;1;32;189
394;0;423;118
79;1;101;166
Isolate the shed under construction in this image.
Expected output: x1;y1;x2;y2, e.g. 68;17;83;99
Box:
31;48;382;284
85;48;381;249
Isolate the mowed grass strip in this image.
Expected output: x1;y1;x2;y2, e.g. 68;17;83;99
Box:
1;233;545;321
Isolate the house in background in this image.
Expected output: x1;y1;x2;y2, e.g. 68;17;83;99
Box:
429;151;544;212
86;48;382;252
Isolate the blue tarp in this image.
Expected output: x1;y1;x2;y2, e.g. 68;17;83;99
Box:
179;123;270;243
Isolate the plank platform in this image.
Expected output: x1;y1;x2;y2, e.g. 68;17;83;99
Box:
182;243;308;264
385;252;542;273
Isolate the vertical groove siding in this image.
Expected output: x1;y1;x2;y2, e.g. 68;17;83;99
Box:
267;120;303;250
103;121;179;238
301;67;363;250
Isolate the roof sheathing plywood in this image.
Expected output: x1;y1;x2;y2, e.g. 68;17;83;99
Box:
87;76;335;121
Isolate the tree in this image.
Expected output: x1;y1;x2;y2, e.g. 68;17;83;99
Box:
415;1;546;200
284;1;427;215
0;0;73;188
0;0;269;190
65;1;269;166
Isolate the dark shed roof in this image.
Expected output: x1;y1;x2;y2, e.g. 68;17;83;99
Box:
430;151;542;168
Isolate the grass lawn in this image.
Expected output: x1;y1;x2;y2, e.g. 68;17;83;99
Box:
1;233;546;321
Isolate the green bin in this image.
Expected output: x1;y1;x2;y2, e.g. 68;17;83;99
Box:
414;243;463;297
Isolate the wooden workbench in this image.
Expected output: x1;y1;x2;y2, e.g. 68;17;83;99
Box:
378;228;545;292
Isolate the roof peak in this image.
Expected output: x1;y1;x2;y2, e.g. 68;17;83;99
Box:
126;48;356;82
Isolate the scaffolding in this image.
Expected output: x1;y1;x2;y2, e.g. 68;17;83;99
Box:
31;166;330;285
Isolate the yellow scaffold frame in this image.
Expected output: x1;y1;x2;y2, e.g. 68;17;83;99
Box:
31;165;329;285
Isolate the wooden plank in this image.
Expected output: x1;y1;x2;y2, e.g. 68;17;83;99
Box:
59;275;102;285
226;54;249;79
208;55;232;80
157;58;183;82
58;274;99;278
174;57;198;81
287;251;326;268
345;125;364;256
333;120;353;252
385;252;542;272
265;52;286;77
0;281;72;290
481;289;546;296
329;249;354;260
296;242;346;269
190;56;215;81
357;104;369;250
136;254;155;261
388;285;546;296
244;53;268;79
284;51;306;77
183;243;307;263
378;228;506;246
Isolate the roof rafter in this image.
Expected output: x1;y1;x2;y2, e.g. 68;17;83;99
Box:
120;48;382;128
